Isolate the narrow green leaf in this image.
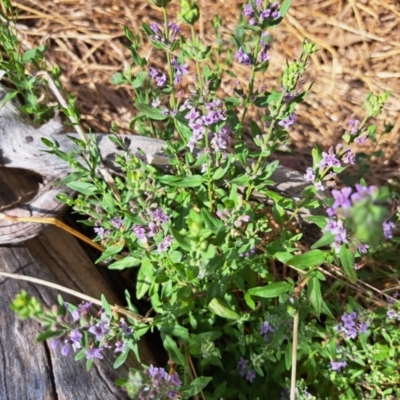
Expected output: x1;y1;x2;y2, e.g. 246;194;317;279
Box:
132;71;148;88
134;103;168;120
208;298;240;320
311;232;334;249
248;281;292;298
108;256;141;270
280;0;292;18
101;294;112;317
113;349;129;369
66;181;100;196
95;244;124;263
339;244;357;283
162;334;185;365
287;250;326;269
136;259;154;299
181;377;213;397
158;175;205;187
308;276;322;317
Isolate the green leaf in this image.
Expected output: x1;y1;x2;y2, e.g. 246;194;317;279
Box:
95;244;124;263
304;215;328;229
339;244;357;283
162;334;185;365
136;259;154;299
101;294;112;317
132;71;148;88
181;377;213;397
108;256;141;270
287;250;326;269
65;181;100;196
110;72;126;85
311;232;334;249
36;330;64;342
158;175;205;187
308;276;322;317
230;175;250;186
212;156;232;181
171;229;192;251
113;349;129;369
248;281;292;298
134;103;168;120
279;0;292;18
208;298;240;320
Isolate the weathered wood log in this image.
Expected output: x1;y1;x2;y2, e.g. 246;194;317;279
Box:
0;225;157;400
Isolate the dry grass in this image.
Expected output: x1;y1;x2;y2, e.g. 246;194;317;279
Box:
11;0;400;186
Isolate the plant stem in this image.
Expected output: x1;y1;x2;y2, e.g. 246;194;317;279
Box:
290;312;299;400
163;6;176;110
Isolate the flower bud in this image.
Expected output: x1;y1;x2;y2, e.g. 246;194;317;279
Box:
179;0;200;25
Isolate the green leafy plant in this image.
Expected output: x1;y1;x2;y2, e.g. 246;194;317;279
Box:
3;0;400;399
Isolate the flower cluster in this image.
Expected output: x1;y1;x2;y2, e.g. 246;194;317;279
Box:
322;184;379;249
237;357;257;383
334;311;369;340
150;21;181;47
132;206;173;252
50;301;133;360
135;365;182;400
330;360;347;372
171;58;189;85
242;1;280;27
182;99;230;152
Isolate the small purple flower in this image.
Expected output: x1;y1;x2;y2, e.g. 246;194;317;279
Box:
118;318;134;336
78;301;93;315
234;47;252;65
158;235;173;252
278;113;297;129
383;221;396;239
355;135;367;144
150;22;159;32
332;187;352;209
358;243;369;254
330;219;348;246
50;339;61;350
70;329;82;343
133;225;147;242
319;147;341;169
330;360;347;371
151;97;161;108
150;207;170;223
86;347;104;360
61;341;71;357
246;369;256;383
304;167;315;182
315;182;324;191
351;184;377;203
114;340;127;353
243;3;253;17
156;73;167;87
94;226;105;239
185;107;200;123
387;309;398;319
110;217;124;229
89;322;110;341
348;119;360;134
358;322;369;333
260;9;271;19
343;149;355;165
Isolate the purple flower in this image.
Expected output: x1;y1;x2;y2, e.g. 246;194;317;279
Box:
330;219;348;246
351;184;377;203
260;321;275;335
89;322;110;341
110;217;124;229
234;47;252;65
150;207;170;223
319;147;341;169
343;149;355;165
358;322;369;333
355;135;367;144
260;9;271;19
78;301;93;314
185;107;200;123
94;226;105;239
114;340;127;353
70;329;82;343
278;113;297;129
150;22;159;32
61;341;71;357
243;3;253;17
315;182;324;191
86;347;104;360
156;73;167;87
358;243;369;254
151;97;161;108
50;339;61;350
332;187;352;209
118;318;134;336
133;225;147;242
246;369;256;383
158;235;173;252
383;221;396;239
304;167;315;182
348;119;360;134
237;357;249;377
387;309;398;319
330;360;347;371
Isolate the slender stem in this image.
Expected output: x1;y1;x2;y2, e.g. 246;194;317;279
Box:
239;33;262;139
191;25;204;93
163;7;176;110
290;312;299;400
0;271;152;322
